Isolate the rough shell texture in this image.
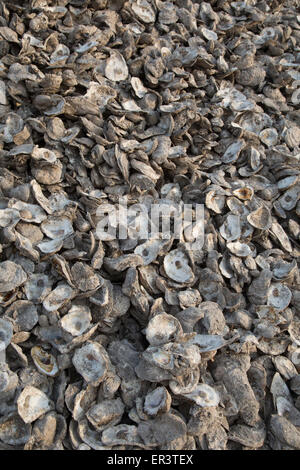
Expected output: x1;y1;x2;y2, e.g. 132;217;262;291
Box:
0;0;299;452
17;386;53;424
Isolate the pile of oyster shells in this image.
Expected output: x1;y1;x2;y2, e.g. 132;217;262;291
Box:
0;0;300;451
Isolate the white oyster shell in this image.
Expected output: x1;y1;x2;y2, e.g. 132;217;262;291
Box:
17;386;53;423
72;342;108;386
131;0;156;23
247;206;272;230
41;216;73;240
0;261;27;292
227;241;254;257
134;239;163;265
220;214;241;241
37;238;64;254
163;249;194;283
10;201;47;223
145;313;183;346
181;384;220;407
31;346;59;377
105;52;128;82
42;283;74;312
0;209;20;227
267;283;292;311
60;305;92;336
259;128;278;146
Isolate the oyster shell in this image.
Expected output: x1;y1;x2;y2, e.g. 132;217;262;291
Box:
31;346;58;377
181;384;220;407
0;262;27;293
17;386;53;423
60;305;92;337
145;313;183;346
72;342;109;386
163;249;194;283
0;413;31;446
105;52;128;82
42;284;75;312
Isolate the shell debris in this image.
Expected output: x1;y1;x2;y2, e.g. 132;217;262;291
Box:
0;0;299;452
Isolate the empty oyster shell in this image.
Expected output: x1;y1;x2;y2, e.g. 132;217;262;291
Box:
288;321;300;346
72;342;108;386
31;346;58;377
181;384;220;407
131;77;148;98
105;52;128;82
259;128;278;146
41;216;73;240
188;334;239;352
101;424;145;448
37;238;64;255
0;413;31;446
86;398;124;432
163;249;194;283
132;0;156;23
267;284;292;311
270;222;293;253
272;259;297;281
279;186;300;211
0;208;20;228
232;187;254;201
227;241;255;257
247;206;272;230
222;140;245;163
273;356;298;380
145;313;183;346
31;147;57;164
220;214;241;242
60;305;92;337
71;262;102;292
143;386;171;417
134;239;164;265
42;284;75;312
0;261;27;292
0;0;298;451
205;191;225;214
17;386;53;423
5;300;38;331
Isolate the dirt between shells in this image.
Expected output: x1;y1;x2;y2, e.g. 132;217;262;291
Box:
0;0;300;451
